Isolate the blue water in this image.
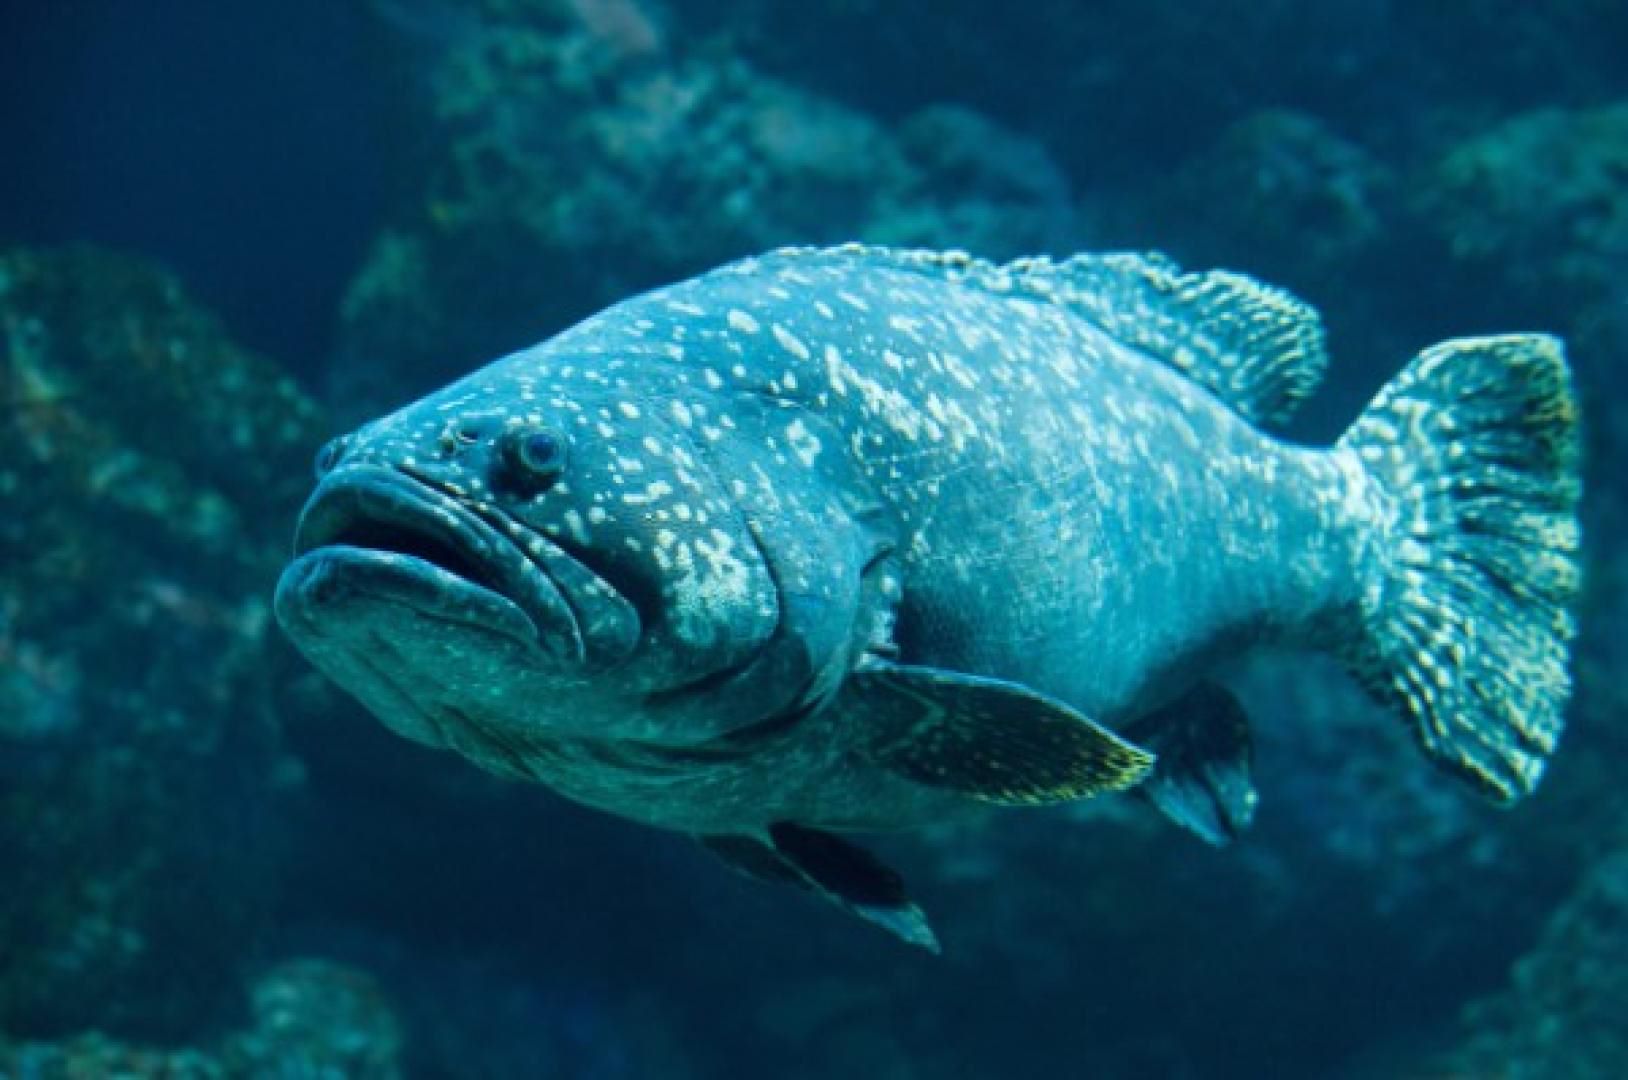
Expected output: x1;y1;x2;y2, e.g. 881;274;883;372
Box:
3;2;1625;1076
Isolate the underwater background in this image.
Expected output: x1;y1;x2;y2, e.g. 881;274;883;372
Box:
3;1;1626;1076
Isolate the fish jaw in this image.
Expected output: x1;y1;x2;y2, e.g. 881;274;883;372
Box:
274;464;657;746
285;463;609;662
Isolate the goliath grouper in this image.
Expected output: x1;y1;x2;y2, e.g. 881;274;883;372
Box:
276;245;1580;949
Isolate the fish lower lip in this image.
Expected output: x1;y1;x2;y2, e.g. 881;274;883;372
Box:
276;544;540;648
292;466;586;662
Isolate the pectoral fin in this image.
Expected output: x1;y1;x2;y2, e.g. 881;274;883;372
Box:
845;661;1154;805
1123;682;1258;845
700;825;939;952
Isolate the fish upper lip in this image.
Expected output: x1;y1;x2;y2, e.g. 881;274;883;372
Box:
293;464;588;663
398;464;644;668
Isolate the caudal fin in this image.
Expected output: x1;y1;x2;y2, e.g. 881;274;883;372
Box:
1336;334;1582;803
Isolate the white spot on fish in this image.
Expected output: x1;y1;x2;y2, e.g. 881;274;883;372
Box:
727;310;761;334
771;324;810;360
785;418;821;467
622;479;675;506
563;508;590;546
826;343;926;440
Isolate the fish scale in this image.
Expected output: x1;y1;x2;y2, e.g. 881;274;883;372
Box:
277;244;1581;949
635;249;1349;719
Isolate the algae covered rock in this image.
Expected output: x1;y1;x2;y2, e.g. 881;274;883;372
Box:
336;0;1075;412
220;959;404;1077
1416;102;1628;304
0;247;326;1037
874;104;1080;257
1422;843;1628;1078
0;959;404;1079
1155;108;1395;289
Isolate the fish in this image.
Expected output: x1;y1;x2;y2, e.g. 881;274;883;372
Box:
275;245;1582;950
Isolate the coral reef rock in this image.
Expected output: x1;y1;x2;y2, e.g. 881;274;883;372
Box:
336;0;1076;413
0;246;326;1038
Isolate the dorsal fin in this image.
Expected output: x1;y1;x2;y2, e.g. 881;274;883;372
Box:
1000;252;1328;428
769;244;1329;428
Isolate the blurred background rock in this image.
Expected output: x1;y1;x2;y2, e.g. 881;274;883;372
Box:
2;0;1625;1075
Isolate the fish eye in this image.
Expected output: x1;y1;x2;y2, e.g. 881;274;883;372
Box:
313;435;349;480
501;426;569;491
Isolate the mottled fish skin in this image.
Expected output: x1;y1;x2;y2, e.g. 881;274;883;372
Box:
646;248;1369;725
275;244;1578;840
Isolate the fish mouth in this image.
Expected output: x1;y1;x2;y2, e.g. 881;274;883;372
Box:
281;464;638;668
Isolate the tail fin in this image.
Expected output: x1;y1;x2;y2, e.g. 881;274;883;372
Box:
1336;334;1582;803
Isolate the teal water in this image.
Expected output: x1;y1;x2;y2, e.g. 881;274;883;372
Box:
2;2;1625;1076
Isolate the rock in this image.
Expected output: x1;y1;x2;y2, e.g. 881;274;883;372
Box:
222;959;404;1077
1421;844;1628;1078
1154;108;1394;289
0;959;405;1078
0;247;326;1038
1415;102;1628;306
334;0;1075;415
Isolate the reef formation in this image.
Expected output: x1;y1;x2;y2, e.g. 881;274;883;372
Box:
3;0;1626;1075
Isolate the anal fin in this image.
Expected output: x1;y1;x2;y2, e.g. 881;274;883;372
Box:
1123;682;1258;845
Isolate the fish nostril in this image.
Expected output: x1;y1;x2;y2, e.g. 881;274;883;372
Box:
438;416;500;457
499;426;570;493
313;435;350;480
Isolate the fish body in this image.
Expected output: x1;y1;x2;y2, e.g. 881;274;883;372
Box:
276;246;1580;948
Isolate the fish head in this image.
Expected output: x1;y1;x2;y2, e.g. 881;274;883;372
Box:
275;343;891;759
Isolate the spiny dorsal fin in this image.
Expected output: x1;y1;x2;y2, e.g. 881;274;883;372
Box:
998;252;1328;428
770;244;1329;429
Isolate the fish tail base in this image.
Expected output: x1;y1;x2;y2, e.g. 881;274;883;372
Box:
1335;334;1582;803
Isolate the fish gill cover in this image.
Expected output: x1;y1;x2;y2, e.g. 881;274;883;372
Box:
1;1;1626;1077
